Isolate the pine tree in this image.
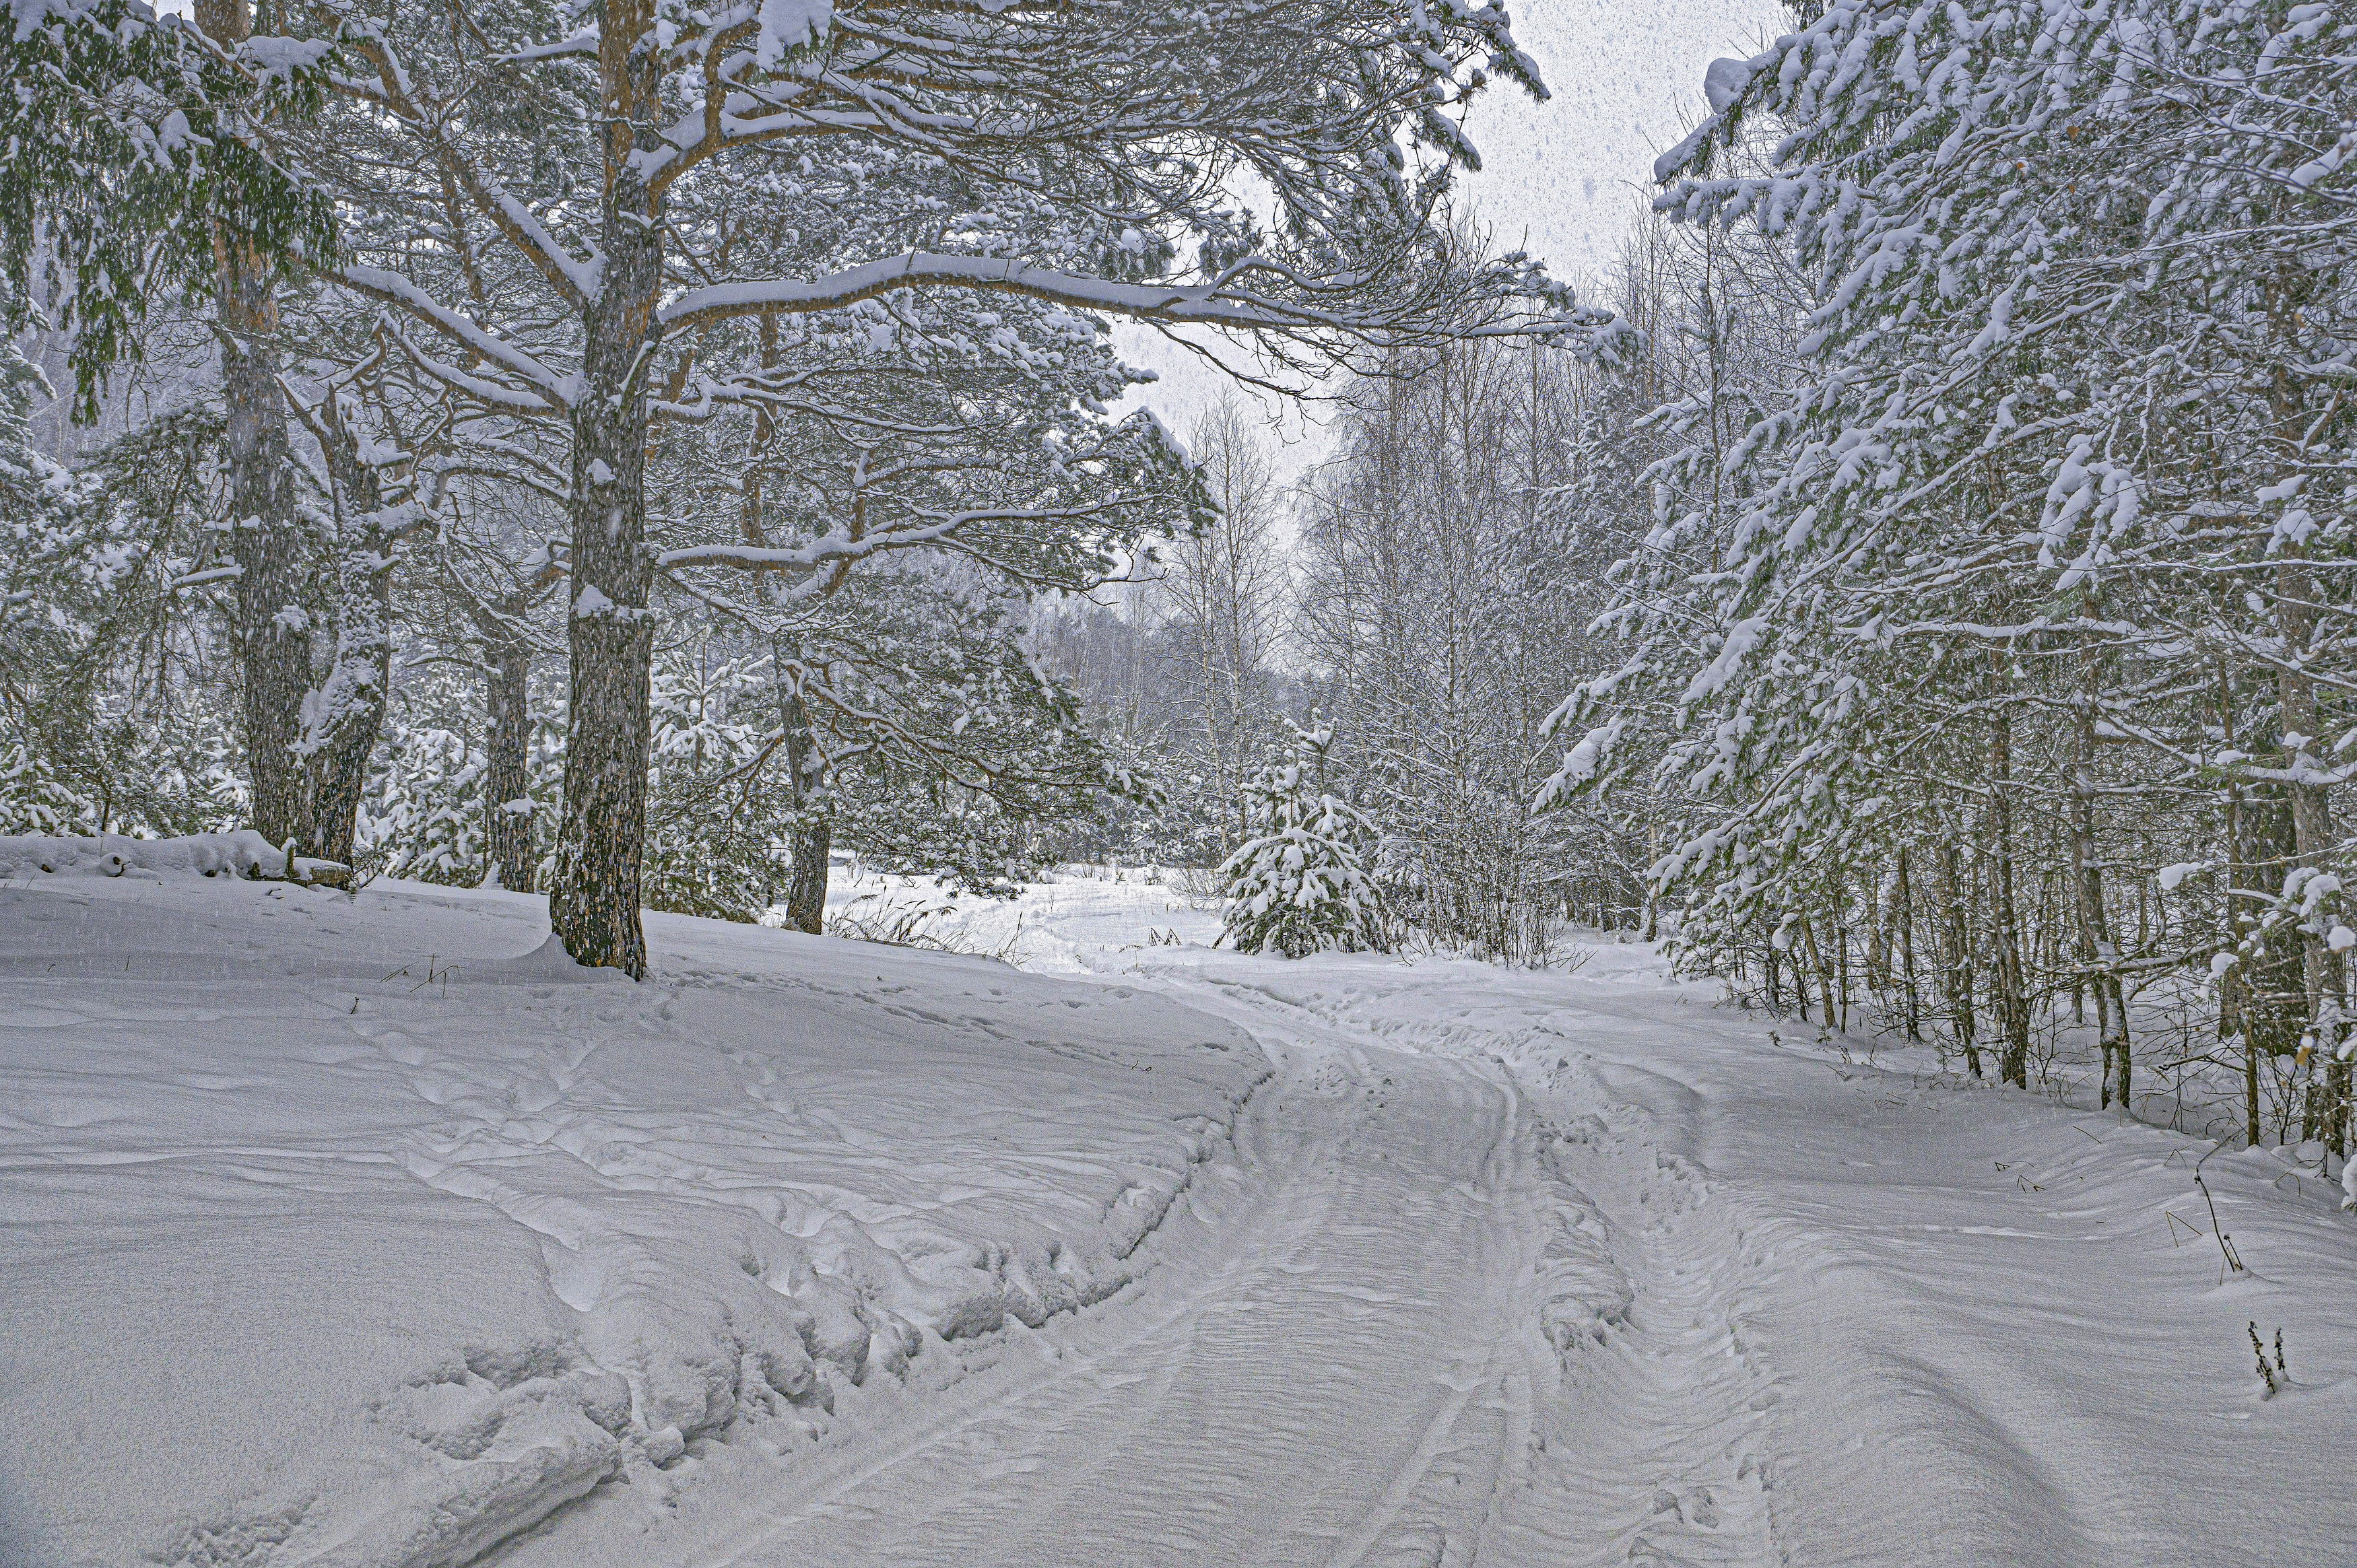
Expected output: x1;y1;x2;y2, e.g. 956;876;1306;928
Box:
274;0;1597;975
1220;724;1389;959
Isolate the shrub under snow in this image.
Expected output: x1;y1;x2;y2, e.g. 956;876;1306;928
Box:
0;831;341;883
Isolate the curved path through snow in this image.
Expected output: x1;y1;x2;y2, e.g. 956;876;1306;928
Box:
13;873;2352;1567
506;934;2357;1568
519;963;1781;1568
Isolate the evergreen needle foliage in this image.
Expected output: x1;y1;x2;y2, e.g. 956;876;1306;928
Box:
1220;723;1389;959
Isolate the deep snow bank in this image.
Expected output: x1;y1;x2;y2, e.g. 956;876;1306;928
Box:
0;875;1265;1568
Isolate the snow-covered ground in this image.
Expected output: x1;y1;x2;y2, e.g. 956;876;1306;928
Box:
0;857;1261;1567
4;853;2352;1567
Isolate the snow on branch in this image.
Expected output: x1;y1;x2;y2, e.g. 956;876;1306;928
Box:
657;251;1603;347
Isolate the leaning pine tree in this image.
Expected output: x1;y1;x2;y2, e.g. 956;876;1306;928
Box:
1220;726;1388;959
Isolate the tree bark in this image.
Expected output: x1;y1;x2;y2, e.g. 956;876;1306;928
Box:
1895;843;1922;1041
1799;917;1837;1033
2273;555;2348;1153
484;634;538;893
549;3;663;976
776;661;830;935
1935;838;1982;1077
737;309;831;936
204;0;308;851
2066;692;2130;1110
297;404;397;875
1989;689;2032;1089
785;809;832;935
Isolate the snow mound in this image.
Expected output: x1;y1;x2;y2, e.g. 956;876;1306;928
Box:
0;875;1265;1567
0;829;343;883
451;932;634;985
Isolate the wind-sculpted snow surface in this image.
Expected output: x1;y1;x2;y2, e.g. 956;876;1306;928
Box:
0;875;1264;1567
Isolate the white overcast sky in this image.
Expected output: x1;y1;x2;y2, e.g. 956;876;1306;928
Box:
1115;0;1787;479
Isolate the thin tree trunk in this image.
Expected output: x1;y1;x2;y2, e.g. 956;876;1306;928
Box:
1865;866;1890;994
484;634;538;893
776;662;830;935
1896;843;1922;1041
1836;911;1852;1033
2275;555;2348;1149
1799;917;1837;1033
735;310;831;938
2218;662;2261;1145
297;405;397;875
2066;691;2131;1110
1643;819;1661;943
1936;838;1982;1077
1990;690;2031;1088
550;4;664;976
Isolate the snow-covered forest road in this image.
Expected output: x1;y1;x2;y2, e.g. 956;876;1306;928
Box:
4;864;2353;1567
587;949;2356;1568
609;1007;1562;1568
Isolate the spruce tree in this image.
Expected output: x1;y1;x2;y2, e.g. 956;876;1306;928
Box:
1220;724;1389;959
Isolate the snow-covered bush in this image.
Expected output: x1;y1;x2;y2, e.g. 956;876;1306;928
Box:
0;741;93;837
1219;724;1389;958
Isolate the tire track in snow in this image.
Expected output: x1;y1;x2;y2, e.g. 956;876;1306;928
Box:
498;986;1558;1568
1535;1099;1789;1568
661;1077;1353;1565
1187;976;1791;1568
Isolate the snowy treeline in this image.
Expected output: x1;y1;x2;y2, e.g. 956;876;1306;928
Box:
1;0;1599;971
1030;399;1296;869
1047;0;2357;1158
1546;0;2356;1151
10;0;2353;1155
1037;250;1710;966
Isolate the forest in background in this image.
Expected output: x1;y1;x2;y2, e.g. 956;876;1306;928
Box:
4;1;2353;1157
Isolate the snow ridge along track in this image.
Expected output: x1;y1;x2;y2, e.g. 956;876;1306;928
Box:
479;926;2357;1568
509;976;1618;1568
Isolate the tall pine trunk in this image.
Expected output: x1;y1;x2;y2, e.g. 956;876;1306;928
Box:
204;0;308;850
550;3;663;976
